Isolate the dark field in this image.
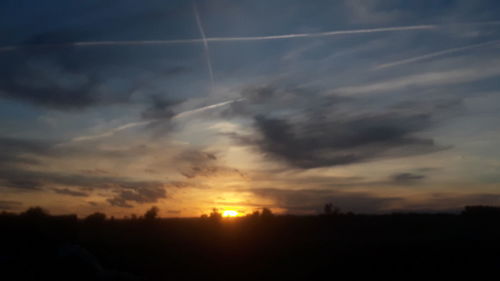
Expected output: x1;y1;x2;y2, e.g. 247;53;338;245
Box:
1;207;500;280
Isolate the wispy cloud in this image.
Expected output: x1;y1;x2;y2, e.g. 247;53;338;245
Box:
337;62;500;96
375;39;500;69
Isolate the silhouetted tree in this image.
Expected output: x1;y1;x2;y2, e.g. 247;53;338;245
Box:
323;203;341;215
324;203;333;215
249;210;260;219
0;211;13;217
261;208;273;219
84;212;107;224
144;206;159;220
209;208;222;221
21;206;49;218
462;205;500;217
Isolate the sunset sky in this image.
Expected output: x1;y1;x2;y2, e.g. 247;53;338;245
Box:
1;0;500;217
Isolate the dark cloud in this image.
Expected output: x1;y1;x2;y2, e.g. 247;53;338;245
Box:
0;200;23;211
220;83;455;169
0;136;165;168
176;150;217;179
0;42;104;110
107;198;133;208
159;66;190;77
53;188;89;197
0;29;189;110
240;85;281;104
107;183;166;208
0;137;90;169
251;188;402;214
0;137;55;166
245;112;445;169
79;169;110;175
2;179;43;190
141;95;181;121
0;136;114;167
390;96;465;120
392;173;426;183
223;85;350;118
175;150;245;179
0;166;169;207
0;136;214;206
141;95;179;136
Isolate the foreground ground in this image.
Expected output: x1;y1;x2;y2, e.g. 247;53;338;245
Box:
1;207;499;280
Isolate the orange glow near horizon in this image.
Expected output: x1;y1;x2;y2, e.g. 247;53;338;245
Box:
222;210;239;217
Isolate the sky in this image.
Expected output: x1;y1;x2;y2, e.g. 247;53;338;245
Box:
1;0;500;217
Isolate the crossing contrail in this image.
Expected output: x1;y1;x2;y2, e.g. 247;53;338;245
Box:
375;39;500;69
70;98;244;142
193;2;215;88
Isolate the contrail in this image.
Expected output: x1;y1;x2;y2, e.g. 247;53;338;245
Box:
173;98;244;119
0;24;439;53
0;39;202;53
2;21;500;53
70;98;244;142
193;2;215;88
71;120;151;142
207;24;437;42
375;39;500;69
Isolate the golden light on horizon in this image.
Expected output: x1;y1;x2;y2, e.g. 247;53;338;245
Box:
222;210;239;217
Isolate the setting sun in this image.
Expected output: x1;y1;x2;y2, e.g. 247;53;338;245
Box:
222;210;239;217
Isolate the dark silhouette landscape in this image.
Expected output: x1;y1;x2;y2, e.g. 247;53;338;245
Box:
2;206;500;280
